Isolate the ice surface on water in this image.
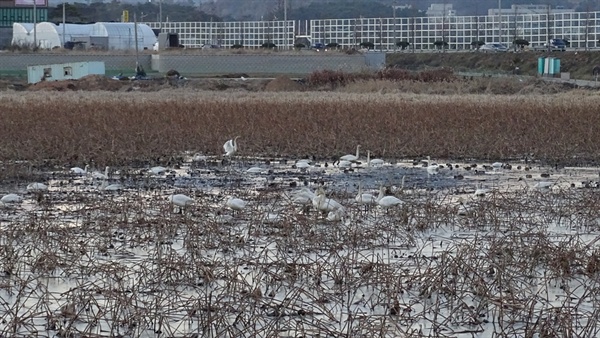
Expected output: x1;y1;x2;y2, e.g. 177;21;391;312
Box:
1;156;600;337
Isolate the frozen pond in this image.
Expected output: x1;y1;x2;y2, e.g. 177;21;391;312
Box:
1;154;600;337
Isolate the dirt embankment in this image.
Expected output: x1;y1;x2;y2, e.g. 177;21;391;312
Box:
387;51;600;80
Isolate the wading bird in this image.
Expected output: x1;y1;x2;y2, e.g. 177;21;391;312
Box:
340;145;361;162
168;194;194;213
224;136;240;157
1;193;23;204
26;182;48;193
226;196;247;212
377;187;403;209
312;188;344;213
355;184;377;210
70;165;89;175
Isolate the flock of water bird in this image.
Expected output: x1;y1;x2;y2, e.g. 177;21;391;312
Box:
0;135;579;223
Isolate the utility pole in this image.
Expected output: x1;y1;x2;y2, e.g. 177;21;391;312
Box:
498;0;501;44
393;5;397;52
283;0;288;49
442;0;446;52
546;2;551;52
585;2;591;51
159;0;162;31
33;0;37;49
134;13;139;67
62;0;66;48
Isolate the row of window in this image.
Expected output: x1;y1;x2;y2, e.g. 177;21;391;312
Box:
147;10;600;49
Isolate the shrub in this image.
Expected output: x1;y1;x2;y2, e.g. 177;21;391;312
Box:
434;41;449;49
396;41;410;50
261;42;277;49
231;44;244;49
326;42;340;49
514;39;530;47
360;41;375;50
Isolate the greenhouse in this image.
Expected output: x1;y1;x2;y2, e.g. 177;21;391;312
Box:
35;22;93;49
11;22;156;50
11;22;34;46
90;22;156;50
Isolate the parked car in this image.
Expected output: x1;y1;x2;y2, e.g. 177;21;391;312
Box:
479;43;509;52
533;39;567;52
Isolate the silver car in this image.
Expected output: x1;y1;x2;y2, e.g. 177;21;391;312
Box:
479;43;509;52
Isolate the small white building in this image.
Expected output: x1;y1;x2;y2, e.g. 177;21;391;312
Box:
27;61;105;84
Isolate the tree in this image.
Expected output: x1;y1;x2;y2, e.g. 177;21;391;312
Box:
261;42;277;49
396;41;410;50
360;41;374;50
433;41;448;49
470;40;484;49
513;39;530;49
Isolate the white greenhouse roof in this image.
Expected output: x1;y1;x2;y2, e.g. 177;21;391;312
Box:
11;22;156;50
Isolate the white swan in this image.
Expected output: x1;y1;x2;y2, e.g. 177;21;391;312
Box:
27;182;48;192
1;193;23;204
246;167;264;174
290;188;316;207
340;145;361;162
355;184;377;206
100;180;123;191
224;136;240;156
377;187;403;208
367;150;384;167
168;194;194;208
312;189;344;212
426;156;440;175
149;166;167;175
491;162;503;170
473;184;491;197
295;160;311;170
226;196;247;211
92;166;110;180
326;207;346;222
70;165;89;175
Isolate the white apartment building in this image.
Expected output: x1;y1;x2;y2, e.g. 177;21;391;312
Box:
146;20;294;49
147;9;600;50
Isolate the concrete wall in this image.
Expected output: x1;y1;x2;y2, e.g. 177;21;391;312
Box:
0;54;152;74
151;53;383;75
0;52;384;76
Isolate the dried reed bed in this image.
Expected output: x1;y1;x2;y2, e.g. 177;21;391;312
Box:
1;90;600;170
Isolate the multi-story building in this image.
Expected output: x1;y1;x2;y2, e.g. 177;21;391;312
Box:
147;7;600;51
146;20;295;49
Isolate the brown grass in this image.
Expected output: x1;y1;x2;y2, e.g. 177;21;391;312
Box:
1;90;600;170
